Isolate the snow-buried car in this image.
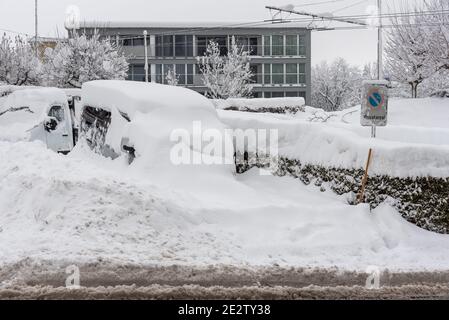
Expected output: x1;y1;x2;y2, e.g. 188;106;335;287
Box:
0;87;76;153
79;80;234;174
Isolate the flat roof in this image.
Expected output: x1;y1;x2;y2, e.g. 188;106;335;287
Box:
76;20;310;30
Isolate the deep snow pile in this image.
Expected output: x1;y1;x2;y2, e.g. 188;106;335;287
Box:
2;140;449;271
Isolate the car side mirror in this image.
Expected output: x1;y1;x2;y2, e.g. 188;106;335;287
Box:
44;118;58;132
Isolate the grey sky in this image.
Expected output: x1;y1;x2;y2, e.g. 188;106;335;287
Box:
0;0;411;66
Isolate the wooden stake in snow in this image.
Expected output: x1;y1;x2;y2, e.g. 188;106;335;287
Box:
357;148;373;204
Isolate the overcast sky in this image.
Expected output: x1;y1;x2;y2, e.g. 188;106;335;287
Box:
0;0;416;66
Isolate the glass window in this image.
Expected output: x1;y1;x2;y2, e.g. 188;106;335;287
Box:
133;37;144;46
286;63;298;84
299;63;306;84
272;35;284;56
264;92;272;98
187;64;194;84
186;35;193;56
176;64;186;85
286;91;299;97
299;35;306;56
132;64;145;82
163;35;173;57
272;92;285;98
250;64;258;84
163;64;174;84
249;37;258;55
175;35;186;57
197;36;207;56
155;36;163;56
286;35;298;56
272;64;284;84
48;106;64;122
155;64;163;83
264;36;271;56
123;38;132;46
264;64;271;84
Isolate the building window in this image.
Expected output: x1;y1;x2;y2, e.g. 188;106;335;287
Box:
163;35;173;57
286;35;298;56
128;64;146;82
197;36;227;56
176;64;186;85
234;36;258;55
272;64;284;84
299;63;306;84
285;91;299;97
299;35;306;56
272;92;285;98
187;64;194;85
175;35;193;57
286;63;298;84
264;36;271;56
264;64;271;84
272;35;284;56
156;64;194;85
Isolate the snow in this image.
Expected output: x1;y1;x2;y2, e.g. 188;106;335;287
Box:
1;93;449;273
1;140;449;271
220;97;449;178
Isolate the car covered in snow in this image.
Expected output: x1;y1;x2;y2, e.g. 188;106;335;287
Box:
0;86;76;153
79;80;234;168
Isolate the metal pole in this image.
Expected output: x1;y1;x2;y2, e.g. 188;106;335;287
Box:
143;30;149;83
371;125;377;138
377;0;383;80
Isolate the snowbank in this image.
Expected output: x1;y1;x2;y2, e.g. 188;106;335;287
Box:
2;140;449;271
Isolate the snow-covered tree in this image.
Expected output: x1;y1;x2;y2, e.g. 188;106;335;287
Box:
197;37;253;99
0;34;41;86
165;69;179;86
385;5;434;98
421;0;449;72
43;32;129;88
311;58;362;111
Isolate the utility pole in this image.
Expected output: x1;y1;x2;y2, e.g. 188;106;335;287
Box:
143;30;149;82
34;0;38;56
377;0;383;80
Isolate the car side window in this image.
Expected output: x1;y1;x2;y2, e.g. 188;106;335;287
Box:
48;105;64;122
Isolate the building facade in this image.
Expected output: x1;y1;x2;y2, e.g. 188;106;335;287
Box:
75;22;312;103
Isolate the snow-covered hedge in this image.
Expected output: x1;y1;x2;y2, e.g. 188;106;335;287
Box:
220;110;449;234
236;154;449;234
212;98;305;115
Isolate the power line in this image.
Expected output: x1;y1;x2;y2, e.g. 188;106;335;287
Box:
331;0;369;13
293;0;349;7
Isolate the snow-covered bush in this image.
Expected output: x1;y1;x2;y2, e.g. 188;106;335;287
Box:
43;32;129;88
197;37;253;99
213;97;305;115
311;58;362;111
0;34;41;86
236;154;449;234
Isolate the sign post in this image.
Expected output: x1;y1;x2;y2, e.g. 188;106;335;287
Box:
358;80;389;204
